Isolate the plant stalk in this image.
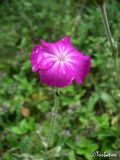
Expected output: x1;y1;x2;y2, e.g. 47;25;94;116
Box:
48;87;59;148
98;3;120;80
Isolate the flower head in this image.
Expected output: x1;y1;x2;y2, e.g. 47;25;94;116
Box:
30;36;91;87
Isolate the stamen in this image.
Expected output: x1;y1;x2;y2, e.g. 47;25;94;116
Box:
58;55;65;61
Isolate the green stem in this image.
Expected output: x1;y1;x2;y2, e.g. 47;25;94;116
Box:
98;3;120;80
114;57;120;80
48;87;59;148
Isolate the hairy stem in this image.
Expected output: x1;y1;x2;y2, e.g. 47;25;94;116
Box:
48;87;59;148
98;3;120;80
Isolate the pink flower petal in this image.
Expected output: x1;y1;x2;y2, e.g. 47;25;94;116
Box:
30;36;91;87
39;61;75;87
30;45;43;72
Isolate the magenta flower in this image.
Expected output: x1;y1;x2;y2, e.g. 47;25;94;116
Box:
30;36;91;87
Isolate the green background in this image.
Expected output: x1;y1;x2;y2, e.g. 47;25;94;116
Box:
0;0;120;159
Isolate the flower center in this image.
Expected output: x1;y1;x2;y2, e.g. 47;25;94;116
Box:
57;54;65;61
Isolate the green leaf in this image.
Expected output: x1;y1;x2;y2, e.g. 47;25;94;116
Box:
87;93;99;112
46;146;62;158
75;136;98;160
95;113;109;128
100;91;116;107
11;118;35;135
68;151;76;160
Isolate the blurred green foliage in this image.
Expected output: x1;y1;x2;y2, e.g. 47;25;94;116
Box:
0;0;120;160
